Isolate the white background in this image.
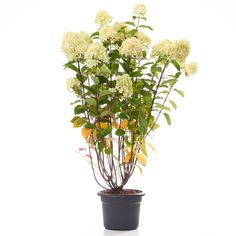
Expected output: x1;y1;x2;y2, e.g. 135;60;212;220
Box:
0;0;236;235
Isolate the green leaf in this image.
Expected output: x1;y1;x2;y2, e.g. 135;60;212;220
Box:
105;147;112;155
100;90;112;97
111;99;121;113
125;21;136;27
138;110;147;135
174;88;184;97
159;90;169;94
110;50;120;60
155;103;170;111
168;100;177;109
70;116;86;128
103;126;112;136
115;129;125;136
143;95;152;105
139;25;153;30
140;16;147;21
100;110;111;117
83;85;96;95
74;105;86;115
151;64;158;74
152;123;159;130
140;141;148;157
111;63;119;73
118;113;129;119
64;62;79;72
142;51;147;58
98;96;109;106
98;142;105;152
163;113;171;125
171;59;181;71
84;123;96;129
97;76;108;84
175;72;181;79
148;115;155;128
92;77;99;85
85;97;97;106
90;31;99;38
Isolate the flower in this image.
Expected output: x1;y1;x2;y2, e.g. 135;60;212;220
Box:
99;25;116;42
184;62;198;76
151;39;190;63
84;42;109;68
171;40;190;64
136;31;151;47
66;78;79;91
114;22;128;32
61;31;92;61
119;37;143;58
133;3;147;16
95;10;112;26
115;74;133;99
113;22;130;41
151;39;173;58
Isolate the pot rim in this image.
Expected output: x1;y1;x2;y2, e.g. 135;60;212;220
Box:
98;189;145;198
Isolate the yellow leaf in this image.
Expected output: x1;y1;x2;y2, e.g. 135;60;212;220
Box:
96;122;108;129
140;138;148;157
135;153;147;167
112;121;119;129
104;137;117;141
124;153;131;163
146;142;156;152
136;165;143;175
105;140;110;148
121;119;129;129
71;117;86;128
81;128;96;140
128;120;137;131
81;128;92;139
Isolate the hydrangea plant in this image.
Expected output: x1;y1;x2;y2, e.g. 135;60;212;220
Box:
61;3;197;191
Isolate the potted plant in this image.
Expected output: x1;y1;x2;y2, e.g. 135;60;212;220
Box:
61;3;197;231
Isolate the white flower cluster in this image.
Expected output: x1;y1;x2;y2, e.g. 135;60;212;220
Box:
99;25;116;42
133;3;147;16
115;74;133;99
119;37;143;58
66;78;79;91
151;39;173;58
95;10;112;26
136;31;151;47
84;42;109;68
172;40;190;64
61;31;92;61
151;39;190;63
184;62;198;76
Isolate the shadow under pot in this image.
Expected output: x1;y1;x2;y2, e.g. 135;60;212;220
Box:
98;189;145;231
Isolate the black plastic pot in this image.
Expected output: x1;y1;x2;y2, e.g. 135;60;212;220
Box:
98;190;145;230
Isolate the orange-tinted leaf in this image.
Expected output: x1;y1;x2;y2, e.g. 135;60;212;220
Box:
124;153;131;163
121;120;129;129
81;128;92;139
96;122;108;129
112;121;119;129
135;153;147;167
